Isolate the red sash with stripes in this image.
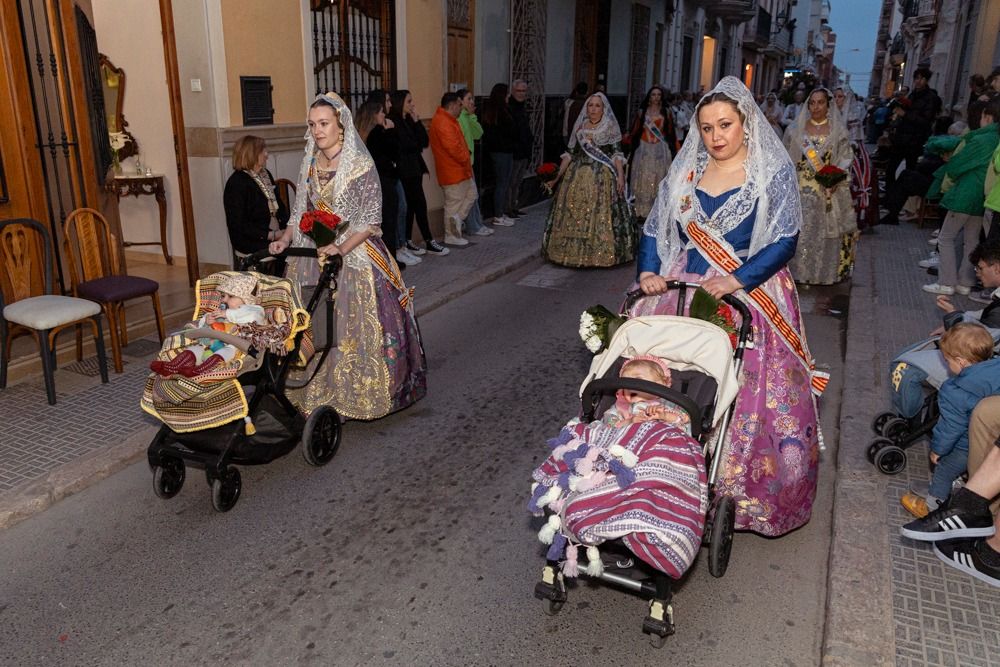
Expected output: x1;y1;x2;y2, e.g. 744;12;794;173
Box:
685;220;828;396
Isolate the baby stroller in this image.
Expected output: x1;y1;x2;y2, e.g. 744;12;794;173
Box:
868;326;1000;475
532;283;752;647
143;248;341;512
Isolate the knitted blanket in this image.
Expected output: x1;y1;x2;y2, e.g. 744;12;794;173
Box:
530;419;708;579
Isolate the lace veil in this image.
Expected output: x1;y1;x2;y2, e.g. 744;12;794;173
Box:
783;87;851;165
566;92;624;154
287;92;382;285
643;76;801;274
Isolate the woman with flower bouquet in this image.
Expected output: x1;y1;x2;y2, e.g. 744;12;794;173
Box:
633;77;822;538
783;88;857;284
268;92;426;420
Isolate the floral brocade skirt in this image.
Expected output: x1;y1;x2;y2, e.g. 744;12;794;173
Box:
542;157;636;268
631;260;821;537
288;236;426;420
789;184;857;285
629;140;671;219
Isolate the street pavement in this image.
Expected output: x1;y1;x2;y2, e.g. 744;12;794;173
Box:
4;202;994;666
0;203;847;666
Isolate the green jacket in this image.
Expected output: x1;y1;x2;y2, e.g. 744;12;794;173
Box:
458;109;484;164
986;142;1000;213
927;122;999;216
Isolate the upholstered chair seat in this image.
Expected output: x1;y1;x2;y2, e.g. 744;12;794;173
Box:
4;295;102;330
77;275;159;304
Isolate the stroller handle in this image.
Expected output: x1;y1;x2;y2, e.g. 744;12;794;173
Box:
623;282;753;347
581;377;704;440
239;247;329;271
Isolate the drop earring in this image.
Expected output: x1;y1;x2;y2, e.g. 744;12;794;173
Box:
743;129;750;144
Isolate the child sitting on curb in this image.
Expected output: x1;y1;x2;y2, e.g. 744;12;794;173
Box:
902;323;1000;517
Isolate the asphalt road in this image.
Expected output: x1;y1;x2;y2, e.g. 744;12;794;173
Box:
0;260;845;666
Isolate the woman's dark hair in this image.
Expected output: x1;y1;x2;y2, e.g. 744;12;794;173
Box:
970;74;986;88
639;85;667;113
354;101;383;142
389;90;410;121
482;83;510;126
914;67;933;81
455;88;471;104
695;92;745;124
365;89;388;112
573;81;588;96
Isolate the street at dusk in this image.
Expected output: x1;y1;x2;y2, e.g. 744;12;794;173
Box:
2;0;1000;666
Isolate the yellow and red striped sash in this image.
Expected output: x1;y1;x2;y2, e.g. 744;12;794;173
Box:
364;240;414;309
685;220;828;395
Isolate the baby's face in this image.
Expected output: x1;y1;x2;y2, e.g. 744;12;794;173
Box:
221;294;246;310
621;367;668;403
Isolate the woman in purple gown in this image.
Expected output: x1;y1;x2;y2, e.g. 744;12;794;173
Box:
632;77;824;537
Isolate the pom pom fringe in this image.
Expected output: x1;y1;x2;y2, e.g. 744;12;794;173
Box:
585;546;604;577
538;515;561;544
562;543;579;577
546;533;567;561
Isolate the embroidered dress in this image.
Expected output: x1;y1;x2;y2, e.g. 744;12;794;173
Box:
543;93;636;267
784;101;858;285
285;93;426;420
630;115;673;219
637;77;822;537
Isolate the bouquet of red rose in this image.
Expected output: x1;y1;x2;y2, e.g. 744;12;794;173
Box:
536;162;558;195
299;209;344;248
814;165;847;212
814;164;847;189
689;288;739;349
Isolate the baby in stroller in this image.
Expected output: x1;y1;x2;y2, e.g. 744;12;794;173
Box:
149;273;277;378
602;356;691;430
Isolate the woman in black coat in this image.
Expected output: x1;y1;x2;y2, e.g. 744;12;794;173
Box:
388;89;447;256
224;135;288;274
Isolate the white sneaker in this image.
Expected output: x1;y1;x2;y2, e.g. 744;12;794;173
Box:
395;249;421;266
472;227;494;236
405;241;426;256
492;216;515;227
444;234;469;246
918;254;939;268
955;285;972;295
922;283;955;295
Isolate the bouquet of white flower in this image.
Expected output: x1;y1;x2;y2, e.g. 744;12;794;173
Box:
579;305;626;354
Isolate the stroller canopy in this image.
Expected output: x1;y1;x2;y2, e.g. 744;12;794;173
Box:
581;315;740;426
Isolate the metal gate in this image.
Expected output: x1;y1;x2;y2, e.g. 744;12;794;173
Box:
510;0;546;169
311;0;396;111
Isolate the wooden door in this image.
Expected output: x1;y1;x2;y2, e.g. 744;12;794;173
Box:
447;0;474;91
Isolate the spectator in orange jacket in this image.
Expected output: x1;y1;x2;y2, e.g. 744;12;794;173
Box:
430;92;475;245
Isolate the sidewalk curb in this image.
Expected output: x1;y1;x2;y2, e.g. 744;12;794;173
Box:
821;244;895;665
0;426;155;531
0;243;541;533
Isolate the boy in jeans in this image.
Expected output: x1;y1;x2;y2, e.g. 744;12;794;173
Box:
901;323;1000;517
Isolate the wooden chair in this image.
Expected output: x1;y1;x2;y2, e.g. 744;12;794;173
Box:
275;178;296;212
916;197;943;229
0;218;109;404
63;207;166;373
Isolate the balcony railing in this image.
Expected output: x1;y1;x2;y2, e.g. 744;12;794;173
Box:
745;6;771;49
703;0;757;24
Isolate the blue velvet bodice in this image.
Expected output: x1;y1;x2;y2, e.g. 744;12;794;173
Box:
636;187;797;291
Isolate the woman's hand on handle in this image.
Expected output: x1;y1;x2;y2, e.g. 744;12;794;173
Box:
269;238;289;255
638;271;669;295
701;274;743;299
316;243;343;258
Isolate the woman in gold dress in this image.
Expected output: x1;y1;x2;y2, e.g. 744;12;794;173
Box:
542;93;636;267
270;93;426;419
783;88;857;284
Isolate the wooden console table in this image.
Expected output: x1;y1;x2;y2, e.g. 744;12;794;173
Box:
105;174;172;264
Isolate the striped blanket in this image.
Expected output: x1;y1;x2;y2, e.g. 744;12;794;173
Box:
530;419;708;579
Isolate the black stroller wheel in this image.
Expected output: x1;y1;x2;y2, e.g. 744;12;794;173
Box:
302;406;342;466
152;458;185;499
871;411;896;435
543;599;565;616
211;468;242;512
874;444;907;475
708;495;735;578
866;437;893;464
882;417;908;443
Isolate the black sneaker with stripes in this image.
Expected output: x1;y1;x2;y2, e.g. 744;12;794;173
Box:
900;504;995;541
933;540;1000;588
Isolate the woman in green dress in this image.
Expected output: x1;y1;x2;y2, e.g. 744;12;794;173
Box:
542;93;636;267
